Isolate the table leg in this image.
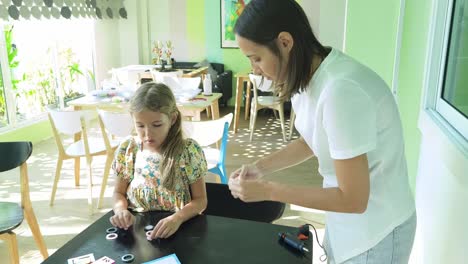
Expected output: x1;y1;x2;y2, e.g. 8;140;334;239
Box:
233;77;244;133
210;100;220;120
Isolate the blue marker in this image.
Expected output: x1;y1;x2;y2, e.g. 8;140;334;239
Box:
278;232;310;253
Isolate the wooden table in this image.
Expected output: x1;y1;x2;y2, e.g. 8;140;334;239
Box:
42;210;313;264
233;72;252;133
138;66;209;83
67;92;221;121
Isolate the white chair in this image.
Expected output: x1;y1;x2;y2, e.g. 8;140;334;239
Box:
96;109;134;209
248;74;287;142
163;76;202;101
182;113;233;184
48;109;109;215
151;69;183;83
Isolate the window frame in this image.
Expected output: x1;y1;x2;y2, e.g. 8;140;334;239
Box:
422;0;468;154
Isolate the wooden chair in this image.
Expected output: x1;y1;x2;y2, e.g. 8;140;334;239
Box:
248;74;287;142
0;142;48;263
204;182;285;223
182;113;233;184
96;109;134;209
48;109;109;215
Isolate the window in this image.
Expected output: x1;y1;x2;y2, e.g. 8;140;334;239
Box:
425;0;468;144
437;0;468;139
0;20;95;131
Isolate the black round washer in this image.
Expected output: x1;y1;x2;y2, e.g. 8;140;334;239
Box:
121;253;135;263
144;225;154;231
106;227;118;234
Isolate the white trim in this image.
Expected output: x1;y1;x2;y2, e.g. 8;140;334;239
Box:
420;0;468;155
0;25;17;127
342;0;349;52
391;0;406;100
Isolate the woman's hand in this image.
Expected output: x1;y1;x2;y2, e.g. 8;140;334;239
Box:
147;214;183;240
109;209;135;230
229;163;264;181
229;174;272;202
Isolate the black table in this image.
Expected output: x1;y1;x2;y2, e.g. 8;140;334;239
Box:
42;211;312;263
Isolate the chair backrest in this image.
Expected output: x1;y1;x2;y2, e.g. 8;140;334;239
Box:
98;109;134;151
151;69;183;83
0;142;32;172
204;182;285;223
249;74;273;95
48;109;96;154
48;109;95;135
162;76;201;91
182;113;233;147
97;110;134;137
177;77;201;90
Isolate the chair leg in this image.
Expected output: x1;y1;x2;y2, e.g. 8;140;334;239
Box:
249;107;258;142
288;109;296;141
219;164;228;184
278;105;287;142
23;206;49;258
245;81;252;120
0;232;20;264
98;154;113;209
208;166;227;184
74;157;80;186
86;160;94;215
50;157;63;206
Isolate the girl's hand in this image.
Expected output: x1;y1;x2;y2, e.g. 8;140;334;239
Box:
109;209;135;230
147;215;183;240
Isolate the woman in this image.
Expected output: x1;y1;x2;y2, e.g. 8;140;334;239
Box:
228;0;416;263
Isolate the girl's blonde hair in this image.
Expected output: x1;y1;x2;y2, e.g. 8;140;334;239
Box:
129;82;184;191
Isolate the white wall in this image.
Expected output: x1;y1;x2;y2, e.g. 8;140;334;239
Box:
119;0;140;66
413;113;468;263
301;0;346;51
319;0;347;51
93;19;121;89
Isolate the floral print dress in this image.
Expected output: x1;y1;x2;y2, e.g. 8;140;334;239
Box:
112;137;207;212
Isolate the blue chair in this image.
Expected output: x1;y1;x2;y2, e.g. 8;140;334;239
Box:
182;113;233;184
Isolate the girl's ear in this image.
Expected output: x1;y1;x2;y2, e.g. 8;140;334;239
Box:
277;31;294;53
171;112;177;126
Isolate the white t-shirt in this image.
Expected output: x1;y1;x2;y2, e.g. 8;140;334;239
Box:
291;48;415;263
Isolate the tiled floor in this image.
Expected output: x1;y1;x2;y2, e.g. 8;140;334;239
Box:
0;107;326;263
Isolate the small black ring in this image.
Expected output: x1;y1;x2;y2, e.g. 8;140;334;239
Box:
121;253;135;263
144;225;154;231
106;227;118;234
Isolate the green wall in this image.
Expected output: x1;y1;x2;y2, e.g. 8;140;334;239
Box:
345;1;400;86
0;121;51;144
345;0;431;190
396;0;431;191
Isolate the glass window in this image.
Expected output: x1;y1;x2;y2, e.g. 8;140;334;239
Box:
0;19;95;130
441;0;468;119
435;0;468;140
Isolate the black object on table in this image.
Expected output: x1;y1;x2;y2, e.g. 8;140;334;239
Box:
42;210;312;263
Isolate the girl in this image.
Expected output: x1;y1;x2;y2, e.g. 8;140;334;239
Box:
228;0;416;263
109;82;207;240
